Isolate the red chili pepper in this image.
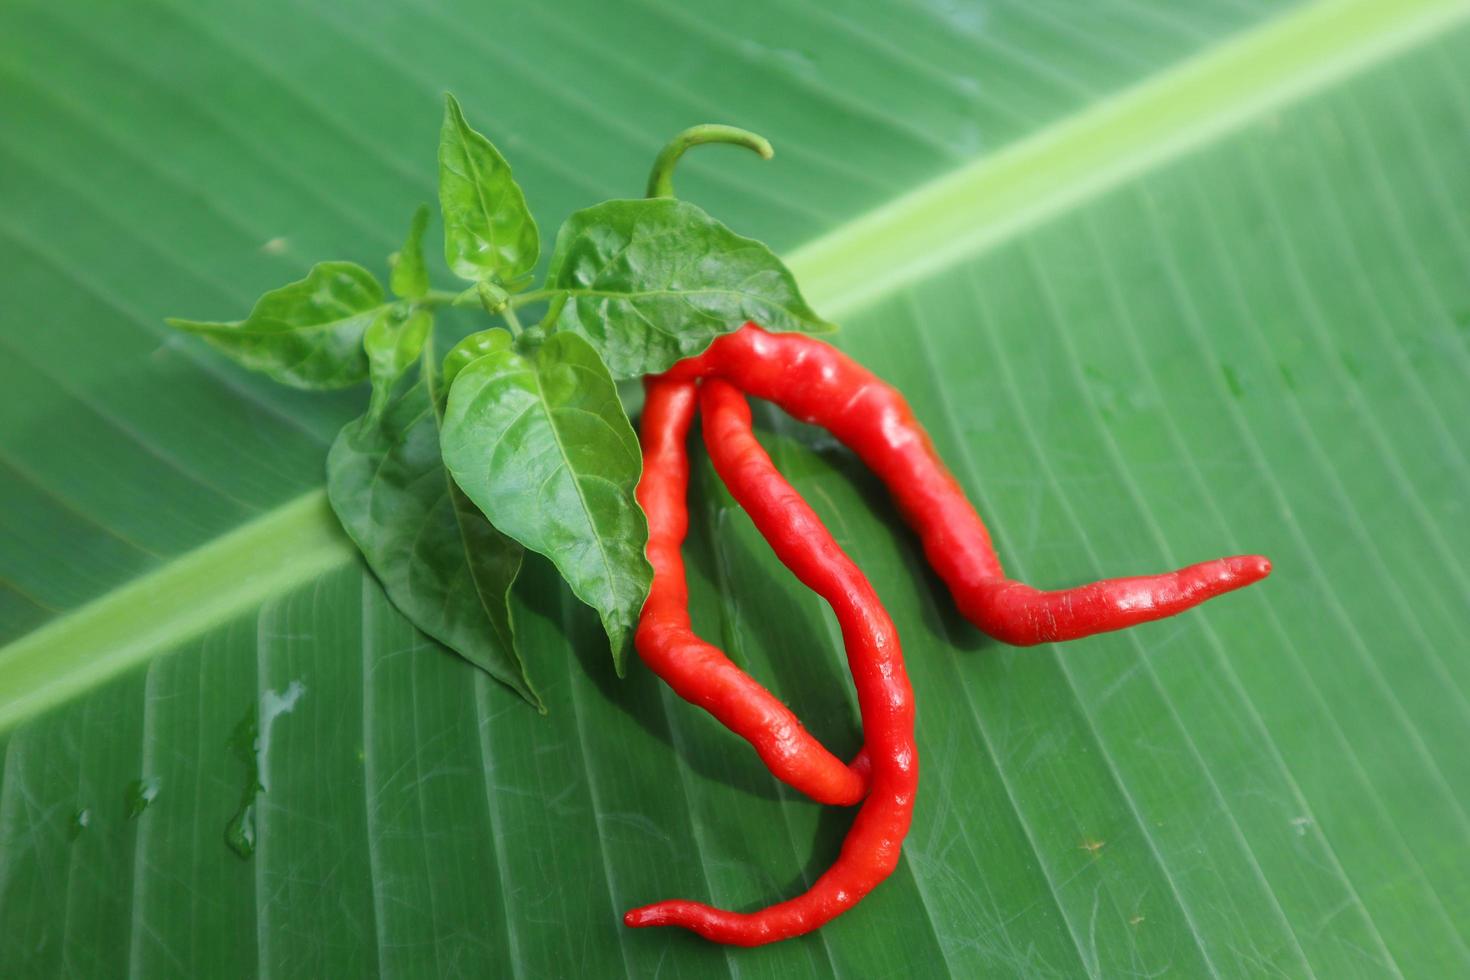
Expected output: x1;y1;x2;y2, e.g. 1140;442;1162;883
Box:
634;376;870;806
625;379;914;945
667;324;1271;645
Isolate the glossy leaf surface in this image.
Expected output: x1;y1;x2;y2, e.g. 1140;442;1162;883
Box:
166;261;384;389
441;328;510;391
438;93;538;286
327;333;535;708
442;331;650;669
361;306;431;423
3;0;1470;977
544;197;833;379
389;204;430;300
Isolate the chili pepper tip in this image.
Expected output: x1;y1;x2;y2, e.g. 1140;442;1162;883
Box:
624;906;661;928
1230;554;1272;582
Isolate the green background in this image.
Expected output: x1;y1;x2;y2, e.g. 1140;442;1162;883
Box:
3;0;1469;975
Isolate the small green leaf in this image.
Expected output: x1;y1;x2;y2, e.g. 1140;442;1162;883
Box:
167;261;385;389
364;306;432;423
327;340;540;710
441;331;650;671
442;329;512;392
438;94;538;286
541;197;834;379
390;205;431;299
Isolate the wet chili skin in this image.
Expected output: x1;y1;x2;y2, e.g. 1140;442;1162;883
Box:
633;377;869;807
667;323;1271;646
625;379;913;945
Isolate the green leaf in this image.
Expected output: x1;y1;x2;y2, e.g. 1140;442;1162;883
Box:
441;327;512;392
167;261;384;389
7;1;1470;977
362;306;432;422
327;340;538;709
441;331;650;670
438;93;538;286
389;205;431;299
542;197;834;379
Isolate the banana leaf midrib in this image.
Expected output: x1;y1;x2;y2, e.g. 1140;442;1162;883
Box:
0;0;1462;734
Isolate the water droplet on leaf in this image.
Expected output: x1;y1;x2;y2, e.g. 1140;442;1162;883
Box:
125;778;160;819
224;680;306;859
225;801;257;859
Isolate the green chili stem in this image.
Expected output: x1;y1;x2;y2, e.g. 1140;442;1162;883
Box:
645;125;774;200
501;303;524;336
421;287;557;314
509;289;557;308
420;289;476;308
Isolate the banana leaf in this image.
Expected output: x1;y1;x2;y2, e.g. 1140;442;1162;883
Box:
2;0;1468;975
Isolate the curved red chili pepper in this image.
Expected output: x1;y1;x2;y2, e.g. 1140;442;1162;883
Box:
635;377;869;807
626;379;915;945
666;325;1271;645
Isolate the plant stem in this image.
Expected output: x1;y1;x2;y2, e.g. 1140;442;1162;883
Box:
423;289;464;308
645;125;774;199
421;287;555;313
509;289;557;308
501;303;524;336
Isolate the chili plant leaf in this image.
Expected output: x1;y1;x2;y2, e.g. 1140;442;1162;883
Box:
326;331;538;710
167;261;385;389
442;328;511;393
363;306;432;423
438;94;538;287
390;205;431;300
440;331;650;671
541;197;834;380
